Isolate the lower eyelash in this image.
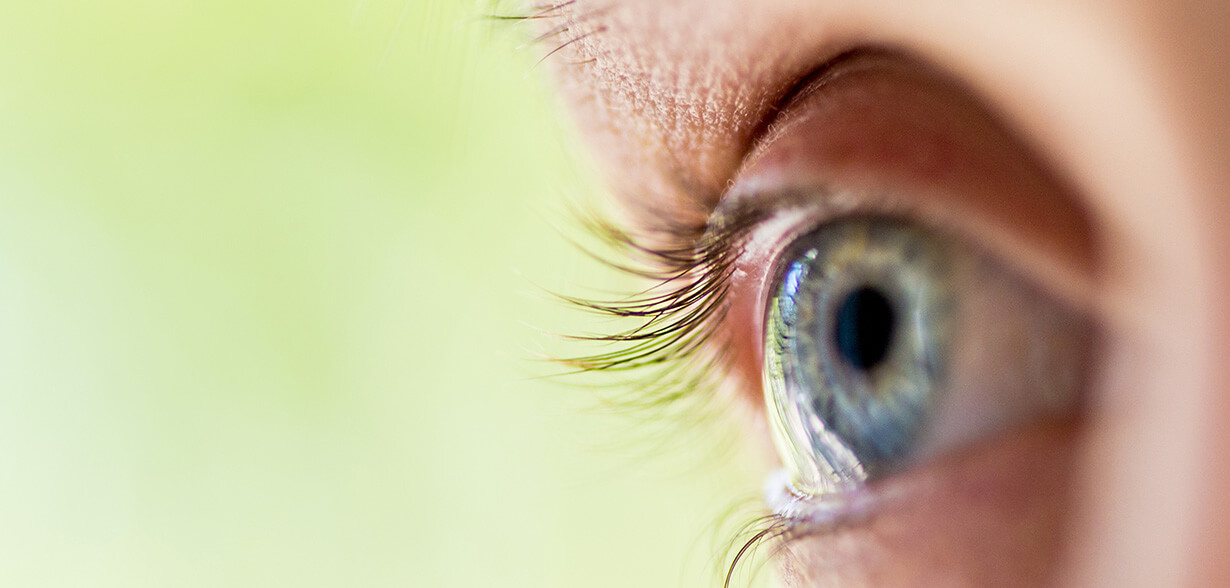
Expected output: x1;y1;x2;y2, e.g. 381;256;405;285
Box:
722;488;883;588
720;513;791;588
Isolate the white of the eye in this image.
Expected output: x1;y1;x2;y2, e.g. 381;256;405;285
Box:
907;252;1087;465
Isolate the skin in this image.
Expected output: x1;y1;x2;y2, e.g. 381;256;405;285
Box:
538;0;1230;586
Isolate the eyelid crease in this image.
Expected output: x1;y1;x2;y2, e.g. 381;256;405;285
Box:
716;50;1102;323
735;49;908;179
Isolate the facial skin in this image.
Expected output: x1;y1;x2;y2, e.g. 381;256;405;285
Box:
535;1;1230;586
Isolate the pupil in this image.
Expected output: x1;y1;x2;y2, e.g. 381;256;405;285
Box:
834;286;896;371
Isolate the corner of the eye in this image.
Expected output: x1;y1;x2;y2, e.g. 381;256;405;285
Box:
764;469;879;531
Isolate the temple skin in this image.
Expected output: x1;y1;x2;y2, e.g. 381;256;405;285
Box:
541;0;1230;586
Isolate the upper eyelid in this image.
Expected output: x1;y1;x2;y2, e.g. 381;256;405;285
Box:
733;49;905;184
713;184;1096;314
712;54;1101;317
541;18;1100;310
550;47;1101;419
685;53;1106;428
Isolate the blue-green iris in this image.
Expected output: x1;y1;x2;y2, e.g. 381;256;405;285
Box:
764;217;954;490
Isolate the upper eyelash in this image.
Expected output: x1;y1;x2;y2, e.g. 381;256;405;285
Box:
489;0;790;577
555;200;924;586
552;208;760;411
507;13;900;587
553;206;794;583
551;191;967;580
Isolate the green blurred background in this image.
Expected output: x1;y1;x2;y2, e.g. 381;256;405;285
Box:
0;1;765;586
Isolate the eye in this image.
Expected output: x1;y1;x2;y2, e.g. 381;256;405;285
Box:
551;47;1101;582
705;50;1099;530
764;214;1091;498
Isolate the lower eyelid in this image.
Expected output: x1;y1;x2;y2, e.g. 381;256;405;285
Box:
764;418;1081;585
770;419;1079;523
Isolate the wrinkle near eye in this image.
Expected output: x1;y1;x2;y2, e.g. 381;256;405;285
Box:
543;0;1157;260
544;0;852;217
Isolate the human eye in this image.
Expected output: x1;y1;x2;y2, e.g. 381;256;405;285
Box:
719;53;1098;503
549;48;1101;583
526;0;1110;579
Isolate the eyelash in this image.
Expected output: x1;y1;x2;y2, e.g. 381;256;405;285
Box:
556;194;998;585
554;200;866;588
554;207;759;411
501;14;1058;584
554;206;796;586
488;1;799;580
489;0;608;67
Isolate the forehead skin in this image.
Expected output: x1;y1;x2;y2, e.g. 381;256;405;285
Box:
545;0;1230;586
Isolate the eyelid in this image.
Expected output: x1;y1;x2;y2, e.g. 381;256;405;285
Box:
707;51;1101;414
718;51;1100;317
716;185;1092;319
